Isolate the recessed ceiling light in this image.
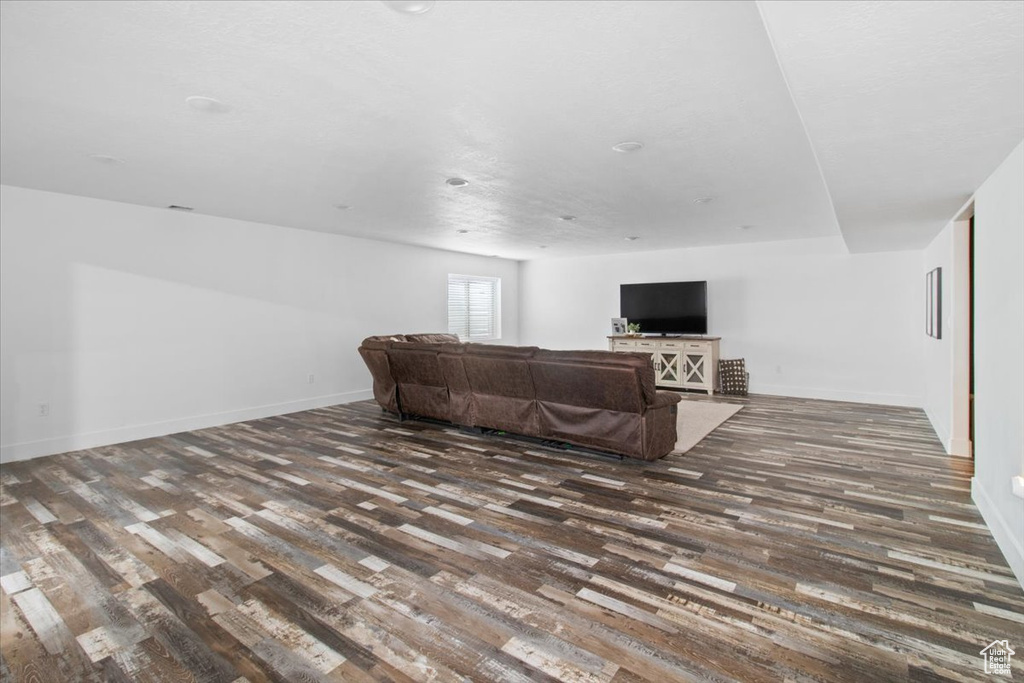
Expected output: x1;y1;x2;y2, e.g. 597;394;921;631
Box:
559;215;576;221
186;96;230;113
446;177;469;187
382;0;435;14
539;245;548;249
489;254;499;258
333;203;351;210
737;224;754;230
167;205;194;211
693;196;715;204
88;154;125;165
624;236;639;241
612;141;643;153
456;229;469;234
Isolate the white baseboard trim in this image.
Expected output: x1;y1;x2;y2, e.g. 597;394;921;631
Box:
0;389;374;464
753;383;922;408
923;406;951;453
972;476;1024;590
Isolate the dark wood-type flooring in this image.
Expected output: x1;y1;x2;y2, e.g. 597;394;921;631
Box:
1;394;1022;682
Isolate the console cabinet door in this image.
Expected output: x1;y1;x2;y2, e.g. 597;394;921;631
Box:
654;350;683;387
681;349;710;391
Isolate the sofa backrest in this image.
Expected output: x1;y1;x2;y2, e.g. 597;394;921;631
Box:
405;333;461;343
434;344;470;425
527;350;658;457
529;350;657;405
460;344;541;435
529;350;651;414
363;334;408;343
387;341;457;421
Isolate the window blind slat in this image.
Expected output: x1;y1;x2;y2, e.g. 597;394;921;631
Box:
447;274;500;341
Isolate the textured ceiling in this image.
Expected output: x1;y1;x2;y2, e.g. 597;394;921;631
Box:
0;1;1020;259
759;0;1024;253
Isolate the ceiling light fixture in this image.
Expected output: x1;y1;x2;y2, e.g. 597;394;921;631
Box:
612;141;643;153
382;0;435;14
333;203;351;210
559;215;576;222
624;236;639;241
446;177;469;187
693;196;715;204
456;229;469;234
88;154;125;165
186;96;230;113
737;224;754;230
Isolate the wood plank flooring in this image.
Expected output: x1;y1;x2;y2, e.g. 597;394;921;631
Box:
1;394;1022;682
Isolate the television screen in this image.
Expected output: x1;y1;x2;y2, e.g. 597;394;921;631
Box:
620;281;707;335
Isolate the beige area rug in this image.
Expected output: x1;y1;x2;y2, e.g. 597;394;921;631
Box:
674;400;743;453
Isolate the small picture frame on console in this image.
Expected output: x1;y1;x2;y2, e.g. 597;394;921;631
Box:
611;317;627;335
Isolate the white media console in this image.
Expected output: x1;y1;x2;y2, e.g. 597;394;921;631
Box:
608;335;721;394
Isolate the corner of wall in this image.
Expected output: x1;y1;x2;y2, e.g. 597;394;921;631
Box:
924;405;952;455
948;437;972;458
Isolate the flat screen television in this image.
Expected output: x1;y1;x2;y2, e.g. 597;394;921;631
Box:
620;281;708;335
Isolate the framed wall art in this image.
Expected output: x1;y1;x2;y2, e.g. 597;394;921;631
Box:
926;267;942;339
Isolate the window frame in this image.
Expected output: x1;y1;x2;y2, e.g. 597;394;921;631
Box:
447;273;501;342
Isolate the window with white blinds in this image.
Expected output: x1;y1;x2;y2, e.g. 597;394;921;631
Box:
447;274;501;342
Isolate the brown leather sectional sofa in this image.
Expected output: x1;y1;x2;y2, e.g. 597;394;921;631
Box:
358;334;681;460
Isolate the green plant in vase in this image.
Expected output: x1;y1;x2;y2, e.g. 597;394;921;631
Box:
627;322;642;336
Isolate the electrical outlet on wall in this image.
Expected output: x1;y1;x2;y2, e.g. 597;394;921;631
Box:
38;403;49;417
307;374;315;384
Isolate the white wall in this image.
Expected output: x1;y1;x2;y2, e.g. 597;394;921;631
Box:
0;185;519;462
970;140;1024;588
519;236;924;406
921;219;971;456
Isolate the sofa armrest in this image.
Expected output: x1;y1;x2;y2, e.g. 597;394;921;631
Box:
640;392;680;460
649;390;682;409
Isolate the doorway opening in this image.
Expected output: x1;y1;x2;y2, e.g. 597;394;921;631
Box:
950;208;974;458
968;213;975;456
